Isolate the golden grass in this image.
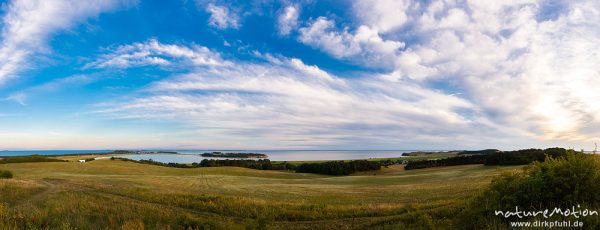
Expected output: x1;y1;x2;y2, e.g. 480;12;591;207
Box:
0;159;522;229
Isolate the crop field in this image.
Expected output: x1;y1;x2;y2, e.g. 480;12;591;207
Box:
0;158;522;229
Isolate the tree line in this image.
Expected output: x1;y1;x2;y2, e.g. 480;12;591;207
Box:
405;147;573;170
295;160;381;175
484;147;568;165
404;155;488;170
115;157;382;175
114;157;287;171
196;159;274;170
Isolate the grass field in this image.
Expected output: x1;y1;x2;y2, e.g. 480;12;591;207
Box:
0;158;522;229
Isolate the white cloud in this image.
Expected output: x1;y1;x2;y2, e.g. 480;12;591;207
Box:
350;0;600;142
86;39;228;69
91;40;500;148
3;92;27;106
205;3;239;30
277;5;299;35
61;0;600;149
298;17;404;69
288;0;600;146
0;0;135;85
3;75;93;106
353;0;412;33
33;75;93;91
253;50;338;82
288;58;337;82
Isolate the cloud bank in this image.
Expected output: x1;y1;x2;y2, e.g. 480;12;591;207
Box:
294;0;600;144
92;40;501;149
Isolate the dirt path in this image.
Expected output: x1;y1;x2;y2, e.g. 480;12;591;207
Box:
12;178;63;207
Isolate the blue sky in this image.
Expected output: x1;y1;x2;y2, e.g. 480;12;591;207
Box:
1;0;599;150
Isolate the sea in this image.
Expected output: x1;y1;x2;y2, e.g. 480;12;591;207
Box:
0;149;419;163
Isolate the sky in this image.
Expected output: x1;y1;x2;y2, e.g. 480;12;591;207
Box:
1;0;600;150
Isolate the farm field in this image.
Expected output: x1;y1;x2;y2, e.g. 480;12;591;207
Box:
0;158;522;229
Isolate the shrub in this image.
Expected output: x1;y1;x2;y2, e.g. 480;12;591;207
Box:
0;170;12;179
457;152;600;229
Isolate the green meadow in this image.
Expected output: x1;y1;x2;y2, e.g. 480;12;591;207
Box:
0;156;522;229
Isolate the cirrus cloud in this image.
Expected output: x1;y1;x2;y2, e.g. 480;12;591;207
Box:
0;0;136;85
90;40;502;149
85;39;228;69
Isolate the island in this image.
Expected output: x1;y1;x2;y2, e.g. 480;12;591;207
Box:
201;152;268;158
112;150;179;154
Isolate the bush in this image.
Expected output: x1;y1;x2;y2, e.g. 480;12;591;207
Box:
457;152;600;229
0;170;12;179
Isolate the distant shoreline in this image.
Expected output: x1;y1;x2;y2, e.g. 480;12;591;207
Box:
0;150;179;158
0;150;452;162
